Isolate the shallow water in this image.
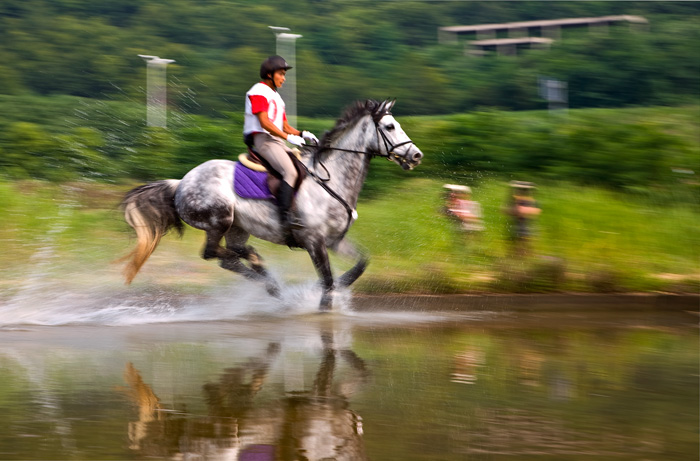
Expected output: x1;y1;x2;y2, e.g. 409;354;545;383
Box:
0;292;697;460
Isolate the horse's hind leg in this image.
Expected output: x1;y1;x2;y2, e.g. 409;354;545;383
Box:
223;227;281;298
200;227;280;297
202;228;229;261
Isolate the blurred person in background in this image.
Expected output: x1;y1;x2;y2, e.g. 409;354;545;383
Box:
444;184;484;232
504;181;540;257
243;55;318;244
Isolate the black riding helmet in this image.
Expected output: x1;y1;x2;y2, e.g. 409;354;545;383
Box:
260;55;292;80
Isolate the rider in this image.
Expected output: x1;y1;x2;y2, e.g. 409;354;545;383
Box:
243;55;318;244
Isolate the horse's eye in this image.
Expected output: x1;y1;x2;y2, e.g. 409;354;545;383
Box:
385;124;395;131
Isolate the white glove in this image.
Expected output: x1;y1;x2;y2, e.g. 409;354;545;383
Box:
301;130;319;144
286;134;305;146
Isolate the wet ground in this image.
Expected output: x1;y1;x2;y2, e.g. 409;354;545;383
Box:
0;292;697;460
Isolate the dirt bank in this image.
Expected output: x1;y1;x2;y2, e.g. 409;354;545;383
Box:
351;293;699;312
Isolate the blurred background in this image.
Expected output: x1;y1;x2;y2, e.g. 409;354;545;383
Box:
0;0;698;294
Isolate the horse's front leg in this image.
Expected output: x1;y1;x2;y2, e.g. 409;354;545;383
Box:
307;240;334;312
332;238;369;288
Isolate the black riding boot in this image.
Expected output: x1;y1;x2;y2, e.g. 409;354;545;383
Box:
278;181;303;247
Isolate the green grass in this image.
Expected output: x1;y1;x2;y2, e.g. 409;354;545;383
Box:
349;177;699;293
0;178;697;296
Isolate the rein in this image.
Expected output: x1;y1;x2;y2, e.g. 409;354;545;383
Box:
299;117;417;239
298;148;358;240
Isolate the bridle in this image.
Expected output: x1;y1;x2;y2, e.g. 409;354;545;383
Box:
299;112;419;239
306;112;417;166
375;119;417;168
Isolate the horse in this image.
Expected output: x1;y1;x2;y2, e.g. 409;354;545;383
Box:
120;99;423;311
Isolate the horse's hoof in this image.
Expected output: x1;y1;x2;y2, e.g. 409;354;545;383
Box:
319;294;333;312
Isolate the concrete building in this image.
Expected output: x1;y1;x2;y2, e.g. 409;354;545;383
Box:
467;37;553;56
439;15;648;56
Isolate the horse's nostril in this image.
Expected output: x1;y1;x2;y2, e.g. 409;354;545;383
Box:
413;151;423;162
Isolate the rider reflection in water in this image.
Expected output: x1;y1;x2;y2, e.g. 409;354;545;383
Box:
243;56;319;246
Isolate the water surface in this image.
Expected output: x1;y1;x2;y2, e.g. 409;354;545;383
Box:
0;297;697;460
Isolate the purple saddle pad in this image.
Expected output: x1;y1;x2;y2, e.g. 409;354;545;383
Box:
239;444;275;461
234;162;275;200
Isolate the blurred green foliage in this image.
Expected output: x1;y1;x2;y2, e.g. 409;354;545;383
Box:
0;2;698;196
0;1;698;117
0;95;697;199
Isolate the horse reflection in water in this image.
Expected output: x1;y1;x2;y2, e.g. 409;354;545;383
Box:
123;323;370;460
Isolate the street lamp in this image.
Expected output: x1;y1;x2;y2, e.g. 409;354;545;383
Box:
138;55;175;128
269;26;302;127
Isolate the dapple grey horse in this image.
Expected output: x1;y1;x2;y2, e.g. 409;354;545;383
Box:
120;99;423;311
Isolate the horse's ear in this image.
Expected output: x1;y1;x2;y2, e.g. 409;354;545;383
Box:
372;100;386;123
372;99;395;123
385;98;396;113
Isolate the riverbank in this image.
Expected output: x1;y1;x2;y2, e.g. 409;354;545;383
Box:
352;292;700;312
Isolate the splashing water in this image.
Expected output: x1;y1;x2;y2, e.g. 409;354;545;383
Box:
1;273;357;328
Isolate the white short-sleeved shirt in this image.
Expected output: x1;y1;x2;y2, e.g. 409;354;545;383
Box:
243;82;287;136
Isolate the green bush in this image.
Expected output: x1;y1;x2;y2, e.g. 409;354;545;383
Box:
0;95;697;196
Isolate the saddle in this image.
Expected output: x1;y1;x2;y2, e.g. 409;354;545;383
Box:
236;146;307;200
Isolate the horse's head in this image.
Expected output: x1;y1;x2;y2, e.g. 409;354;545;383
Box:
371;99;423;171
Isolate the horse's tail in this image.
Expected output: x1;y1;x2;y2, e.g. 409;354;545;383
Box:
119;179;183;284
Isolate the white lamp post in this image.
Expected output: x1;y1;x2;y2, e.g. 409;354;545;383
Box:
269;27;302;127
137;55;175;128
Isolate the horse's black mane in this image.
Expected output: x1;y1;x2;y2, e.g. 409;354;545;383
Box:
317;99;384;151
